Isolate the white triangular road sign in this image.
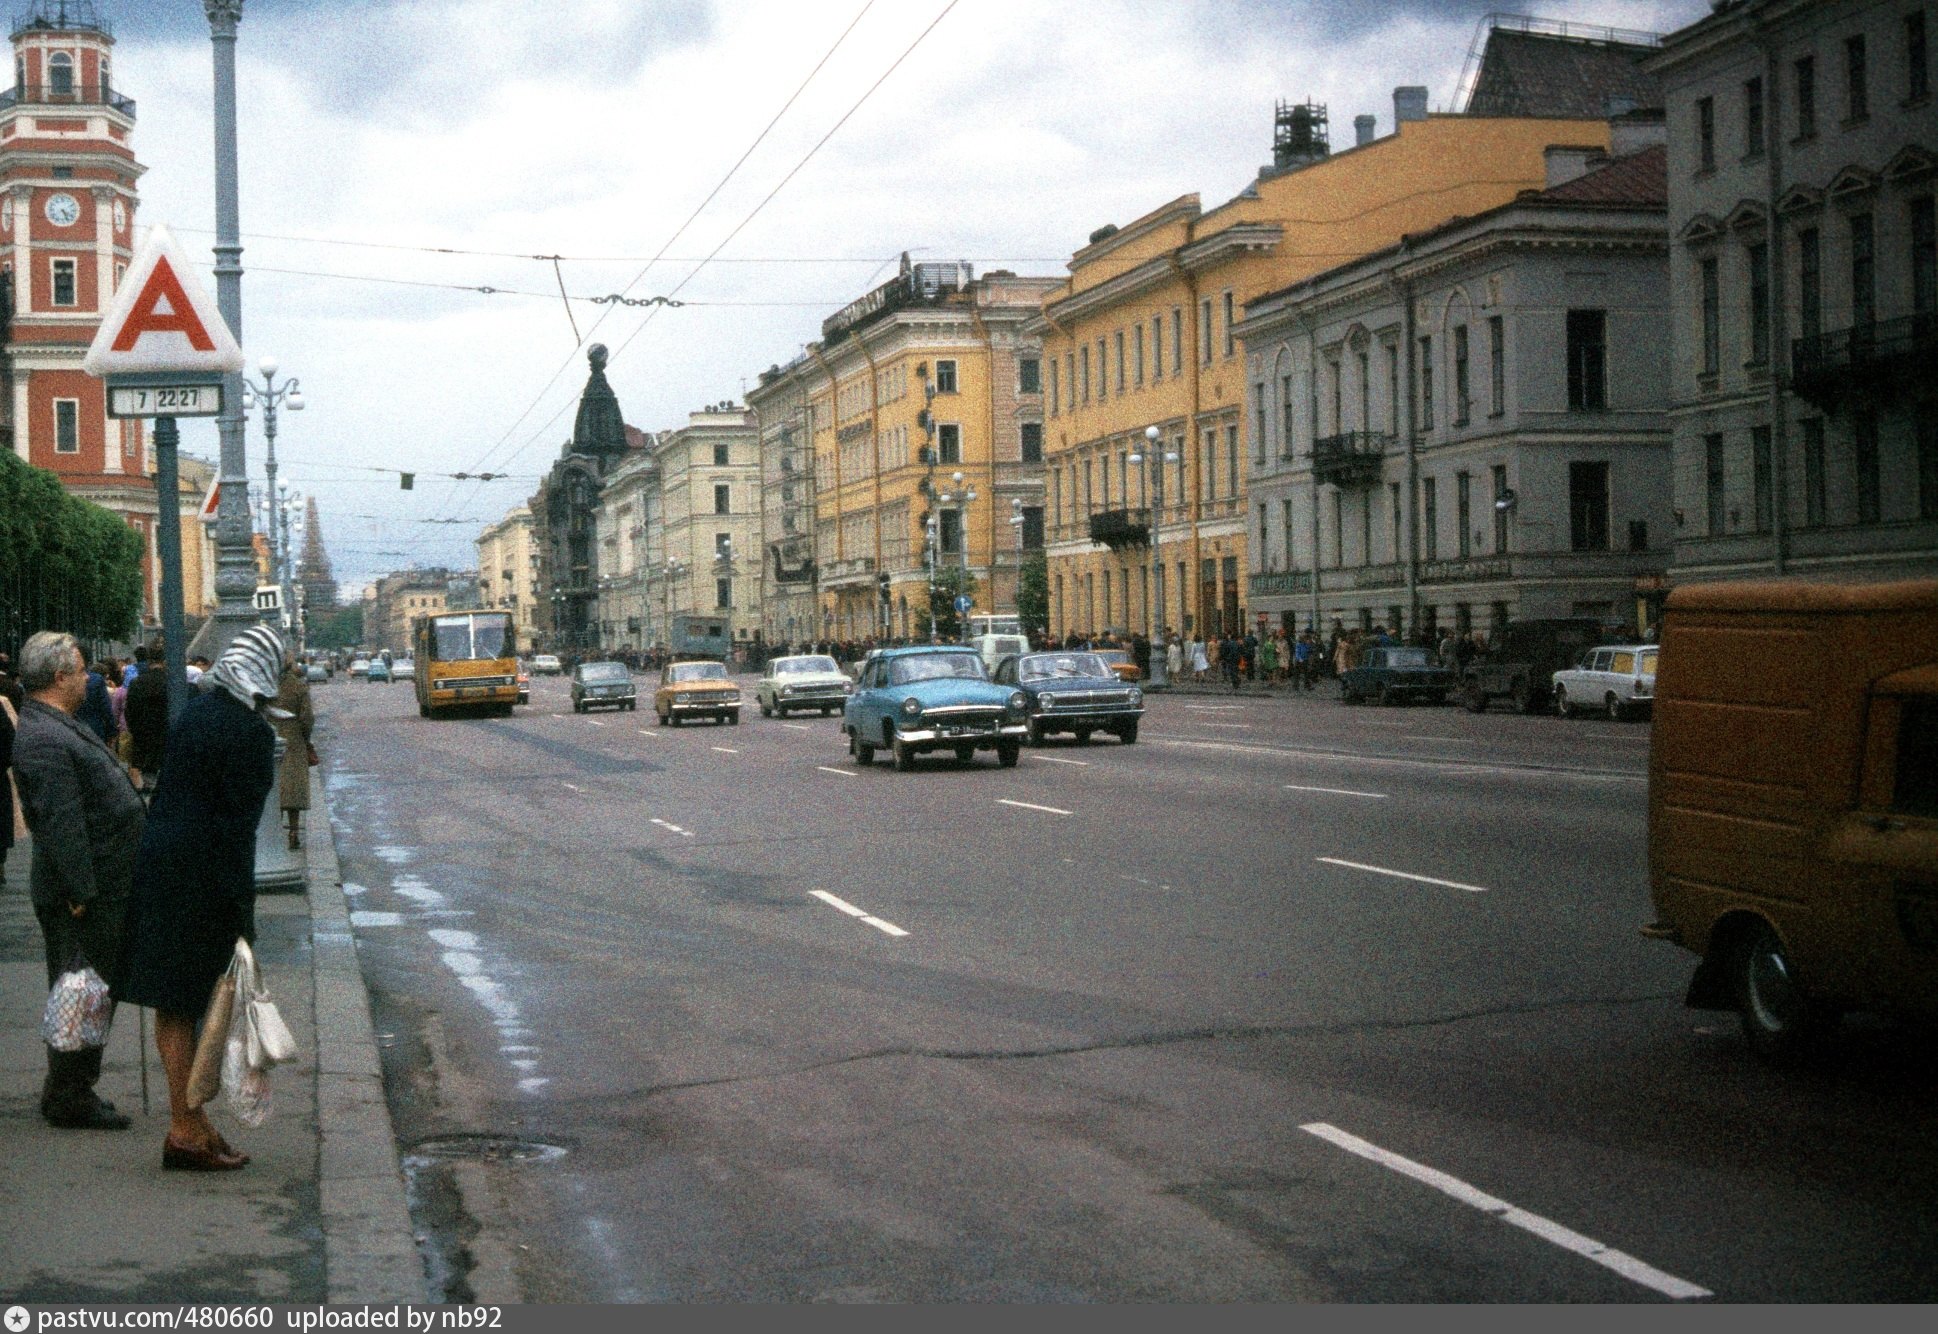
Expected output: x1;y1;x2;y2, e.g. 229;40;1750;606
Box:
83;223;244;377
198;478;221;524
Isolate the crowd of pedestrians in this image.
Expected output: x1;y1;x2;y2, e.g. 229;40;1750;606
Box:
0;625;298;1173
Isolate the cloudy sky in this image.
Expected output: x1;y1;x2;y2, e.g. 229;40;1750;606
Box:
110;0;1709;594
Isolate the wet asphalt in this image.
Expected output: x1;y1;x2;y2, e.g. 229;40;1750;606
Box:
316;672;1938;1302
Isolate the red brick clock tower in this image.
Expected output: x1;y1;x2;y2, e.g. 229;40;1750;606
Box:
0;1;152;626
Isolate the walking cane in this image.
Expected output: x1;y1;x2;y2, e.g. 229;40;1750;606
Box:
139;1007;151;1116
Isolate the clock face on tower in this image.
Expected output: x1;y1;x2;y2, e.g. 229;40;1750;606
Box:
44;192;80;227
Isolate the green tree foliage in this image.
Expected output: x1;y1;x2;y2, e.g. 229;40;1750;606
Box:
1015;549;1048;640
919;564;980;642
0;451;143;652
307;601;364;650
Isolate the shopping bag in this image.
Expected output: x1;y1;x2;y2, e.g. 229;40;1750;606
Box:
186;946;243;1110
41;950;113;1052
220;1019;272;1127
240;942;296;1069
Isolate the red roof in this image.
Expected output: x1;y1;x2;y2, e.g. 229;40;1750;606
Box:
1537;143;1667;206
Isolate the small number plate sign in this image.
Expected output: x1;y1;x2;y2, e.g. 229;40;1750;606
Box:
108;383;224;418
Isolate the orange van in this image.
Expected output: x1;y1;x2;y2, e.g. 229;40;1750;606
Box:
1645;579;1938;1061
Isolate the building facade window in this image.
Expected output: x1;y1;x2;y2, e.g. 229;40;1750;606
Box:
1152;317;1164;380
1020;421;1043;463
1697;95;1715;171
1134;325;1146;385
1744;76;1764;157
1171;308;1183;375
1798;227;1822;340
1064;353;1075;411
1705;433;1726;535
1419;336;1434;429
1452;325;1470;426
1802;417;1827;527
714;484;730;515
1910;10;1931;102
1752;425;1773;532
713;442;730;466
1387;343;1400;434
1747;244;1770;366
1281;373;1295;457
1096;338;1108;400
1912;197;1937;318
933;359;958;394
1019;357;1040;394
48;51;72;95
1253;383;1267;462
939;509;962;557
1079;346;1090;403
1851;212;1876;327
1422;477;1438;559
1846;33;1869;120
54;398;79;453
1389;482;1403;562
1222;290;1236;357
716;578;732;609
1567;309;1607;409
1225;424;1239;497
51;258;76;306
1491;464;1509;552
1488;315;1505;416
1200;298;1213;364
1455;472;1470;558
1021;506;1044;549
1795;54;1817;137
1569;461;1610;551
938;422;961;464
1047;358;1058;413
1854;412;1881;523
1700;257;1720;375
1115;330;1126;394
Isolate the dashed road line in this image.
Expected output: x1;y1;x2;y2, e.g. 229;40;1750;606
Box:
781;723;813;731
1183;704;1245;712
637;729;658;736
649;817;695;838
816;765;856;777
1285;783;1389;799
810;889;908;937
711;746;739;754
1033;755;1089;766
1300;1124;1711;1301
560;782;583;793
586;719;604;727
1317;856;1489;893
998;798;1073;816
1202;722;1253;729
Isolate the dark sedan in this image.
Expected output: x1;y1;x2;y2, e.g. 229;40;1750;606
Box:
994;650;1144;744
571;660;637;713
1339;644;1454;706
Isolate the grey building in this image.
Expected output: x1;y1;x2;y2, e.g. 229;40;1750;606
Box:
1647;0;1936;584
749;352;819;648
1236;130;1674;641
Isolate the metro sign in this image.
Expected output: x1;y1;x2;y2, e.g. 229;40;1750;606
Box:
84;222;244;402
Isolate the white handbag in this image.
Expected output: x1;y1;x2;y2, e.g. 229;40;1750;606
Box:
233;939;298;1069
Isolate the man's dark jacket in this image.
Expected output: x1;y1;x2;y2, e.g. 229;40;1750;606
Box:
11;699;145;911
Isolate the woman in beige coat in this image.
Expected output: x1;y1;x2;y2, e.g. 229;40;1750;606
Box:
271;658;314;849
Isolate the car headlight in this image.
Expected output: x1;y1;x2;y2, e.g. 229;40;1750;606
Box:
779;685;796;696
1008;691;1028;714
901;696;922;717
726;692;740;703
1038;692;1056;708
1129;688;1142;706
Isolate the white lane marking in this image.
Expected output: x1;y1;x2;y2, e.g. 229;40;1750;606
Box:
1317;856;1489;894
560;781;583;792
998;798;1074;816
1396;735;1478;744
637;729;658;736
1034;755;1090;766
810;889;908;937
1152;735;1646;783
1285;784;1390;799
1184;704;1245;712
649;817;695;838
781;723;813;731
349;910;404;927
816;765;856;777
711;746;739;754
1202;722;1253;729
1300;1124;1711;1301
1117;873;1173;890
586;720;604;727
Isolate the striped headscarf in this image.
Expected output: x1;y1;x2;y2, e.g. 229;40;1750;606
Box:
207;625;286;712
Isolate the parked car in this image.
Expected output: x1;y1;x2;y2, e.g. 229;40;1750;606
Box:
1092;647;1141;682
1553;644;1658;720
994;650;1143;744
304;663;328;684
1340;644;1455;705
392;657;414;681
366;660;390;683
757;654;851;717
530;653;564;675
843;645;1029;770
1460;617;1606;713
571;660;637;713
348;658;371;678
1646;577;1938;1063
654;659;740;726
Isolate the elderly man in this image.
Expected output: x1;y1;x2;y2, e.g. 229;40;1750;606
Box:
11;631;145;1130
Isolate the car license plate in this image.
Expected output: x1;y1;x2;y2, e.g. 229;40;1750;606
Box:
943;723;991;737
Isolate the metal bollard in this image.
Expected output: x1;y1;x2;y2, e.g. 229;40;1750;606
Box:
254;735;307;892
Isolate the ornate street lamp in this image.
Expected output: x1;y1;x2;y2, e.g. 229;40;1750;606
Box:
1129;424;1180;686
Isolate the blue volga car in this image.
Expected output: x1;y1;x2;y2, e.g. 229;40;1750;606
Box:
993;650;1144;745
843;645;1030;770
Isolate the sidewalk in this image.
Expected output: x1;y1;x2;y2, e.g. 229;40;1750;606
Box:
0;770;421;1302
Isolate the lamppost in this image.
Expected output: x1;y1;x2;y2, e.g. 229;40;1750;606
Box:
205;0;255;635
929;470;976;641
664;556;688;651
1128;425;1180;687
239;356;303;628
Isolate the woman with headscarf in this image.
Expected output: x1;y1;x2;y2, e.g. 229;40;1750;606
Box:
271;653;315;850
115;626;282;1172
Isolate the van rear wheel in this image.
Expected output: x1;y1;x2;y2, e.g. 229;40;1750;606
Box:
1554;686;1573;718
1605;692;1624;721
1736;920;1835;1064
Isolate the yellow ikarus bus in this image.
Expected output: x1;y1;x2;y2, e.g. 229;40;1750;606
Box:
412;610;519;717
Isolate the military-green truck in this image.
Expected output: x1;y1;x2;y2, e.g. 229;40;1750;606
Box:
1460;617;1606;714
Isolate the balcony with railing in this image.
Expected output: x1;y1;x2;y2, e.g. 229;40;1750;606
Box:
1791;313;1937;409
819;555;877;588
1088;507;1151;551
1311;432;1390;487
0;82;135;117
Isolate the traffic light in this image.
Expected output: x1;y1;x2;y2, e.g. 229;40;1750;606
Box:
878;572;891;604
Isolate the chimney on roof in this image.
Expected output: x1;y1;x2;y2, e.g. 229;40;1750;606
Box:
1544;144;1608;188
1393;86;1428;125
1354;114;1376;147
1609;106;1668;157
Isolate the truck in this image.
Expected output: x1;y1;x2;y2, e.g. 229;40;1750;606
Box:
669;614;732;660
1459;617;1605;714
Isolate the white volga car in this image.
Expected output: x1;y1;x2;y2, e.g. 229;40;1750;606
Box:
1552;644;1658;720
756;654;852;718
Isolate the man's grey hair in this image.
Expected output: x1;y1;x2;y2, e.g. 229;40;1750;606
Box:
18;631;81;693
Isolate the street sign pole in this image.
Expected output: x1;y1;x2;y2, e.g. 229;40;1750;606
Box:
151;415;189;722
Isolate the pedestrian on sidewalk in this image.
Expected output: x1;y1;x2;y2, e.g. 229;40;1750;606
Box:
1189;636;1208;682
1;688;19;887
124;651;168;793
272;651;315;851
1165;636;1183;682
116;626;281;1173
11;631;146;1131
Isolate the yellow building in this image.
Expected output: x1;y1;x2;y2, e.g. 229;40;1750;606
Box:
476;504;539;652
1030;93;1614;641
763;260;1059;641
176;453;218;620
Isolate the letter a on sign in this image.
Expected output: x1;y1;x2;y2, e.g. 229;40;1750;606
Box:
83;223;244;377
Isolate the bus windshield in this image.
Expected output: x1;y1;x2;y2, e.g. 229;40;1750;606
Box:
430;612;511;662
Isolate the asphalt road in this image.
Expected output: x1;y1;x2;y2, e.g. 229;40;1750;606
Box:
315;669;1938;1302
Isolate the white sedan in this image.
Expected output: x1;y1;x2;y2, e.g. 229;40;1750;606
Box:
530;654;564;675
756;654;852;717
1552;644;1657;720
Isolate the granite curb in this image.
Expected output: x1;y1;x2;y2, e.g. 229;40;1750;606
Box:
305;766;425;1302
